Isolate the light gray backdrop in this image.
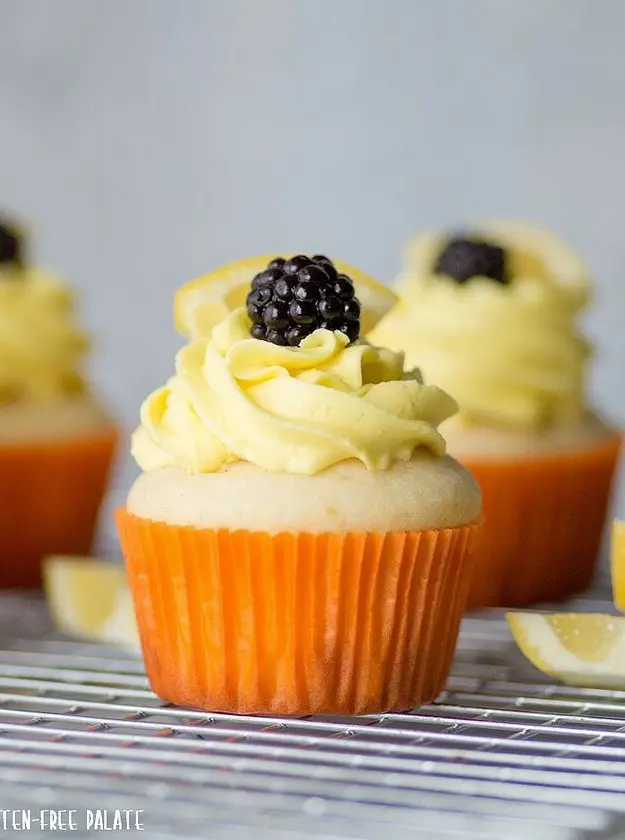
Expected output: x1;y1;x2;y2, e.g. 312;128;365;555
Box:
1;0;623;532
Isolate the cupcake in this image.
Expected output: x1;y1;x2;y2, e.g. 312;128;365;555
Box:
369;221;621;609
0;215;117;587
116;254;481;715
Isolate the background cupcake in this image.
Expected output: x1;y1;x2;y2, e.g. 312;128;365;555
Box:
369;221;621;609
117;255;481;716
0;215;117;587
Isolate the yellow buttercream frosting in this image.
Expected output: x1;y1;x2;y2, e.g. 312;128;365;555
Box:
369;222;592;430
0;266;88;401
132;308;457;475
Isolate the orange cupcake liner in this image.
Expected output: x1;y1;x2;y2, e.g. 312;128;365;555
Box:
116;510;480;716
464;432;622;609
0;426;118;588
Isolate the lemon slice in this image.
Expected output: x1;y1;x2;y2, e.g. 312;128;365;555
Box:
611;519;625;611
402;220;590;306
174;255;397;339
43;556;140;652
507;612;625;689
475;220;591;301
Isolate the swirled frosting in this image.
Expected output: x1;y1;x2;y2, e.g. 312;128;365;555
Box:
132;308;457;475
0;267;88;402
369;223;592;430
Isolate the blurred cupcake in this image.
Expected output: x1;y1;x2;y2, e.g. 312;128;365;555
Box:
116;254;481;715
369;221;621;608
0;215;117;587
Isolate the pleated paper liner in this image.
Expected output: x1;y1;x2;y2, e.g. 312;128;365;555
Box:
116;510;480;716
0;426;118;588
464;432;622;610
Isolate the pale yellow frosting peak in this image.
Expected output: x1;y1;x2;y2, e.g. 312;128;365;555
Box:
0;267;89;401
369;222;592;430
132;308;458;475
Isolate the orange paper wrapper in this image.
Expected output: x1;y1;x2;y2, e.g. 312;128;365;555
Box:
0;426;118;588
116;510;480;716
464;432;622;609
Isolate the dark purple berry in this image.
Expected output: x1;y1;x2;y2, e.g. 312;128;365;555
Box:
247;287;272;307
247;301;264;324
286;325;313;346
268;257;286;270
318;295;342;320
333;274;355;300
434;236;508;285
294;281;321;301
246;289;271;324
263;301;290;329
321;263;338;282
252;268;282;290
283;255;311;275
343;298;360;321
0;221;24;268
244;254;360;346
289;299;317;325
274;275;296;300
265;328;288;346
311;255;338;282
297;264;330;284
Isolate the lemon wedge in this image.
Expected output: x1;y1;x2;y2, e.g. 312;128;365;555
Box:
174;255;397;340
611;519;625;611
506;612;625;689
474;220;591;301
43;556;140;652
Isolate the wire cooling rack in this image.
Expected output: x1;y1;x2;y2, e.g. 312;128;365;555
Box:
0;592;624;840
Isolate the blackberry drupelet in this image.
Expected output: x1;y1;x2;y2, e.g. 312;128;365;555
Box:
246;255;361;346
434;236;508;285
0;219;24;268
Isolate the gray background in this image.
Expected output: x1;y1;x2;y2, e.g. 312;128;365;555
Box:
0;0;623;527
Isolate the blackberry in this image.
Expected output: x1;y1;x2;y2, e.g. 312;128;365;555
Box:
312;254;338;282
333;273;355;299
266;328;288;346
434;236;508;285
294;280;321;301
246;255;361;347
0;219;24;268
283;255;311;275
289;299;317;324
252;268;281;290
318;295;342;320
262;301;290;330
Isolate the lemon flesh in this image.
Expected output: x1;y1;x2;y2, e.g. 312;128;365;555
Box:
43;556;139;652
174;255;397;340
611;519;625;611
507;612;625;689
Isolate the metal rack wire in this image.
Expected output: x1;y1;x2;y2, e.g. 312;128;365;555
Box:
0;592;624;839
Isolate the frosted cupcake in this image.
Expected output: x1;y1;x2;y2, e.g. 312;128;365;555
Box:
369;221;621;608
0;216;117;587
116;254;481;715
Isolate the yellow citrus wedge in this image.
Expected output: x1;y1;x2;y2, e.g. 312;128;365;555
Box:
611;519;625;611
43;556;139;652
174;255;397;339
506;611;625;689
475;220;591;301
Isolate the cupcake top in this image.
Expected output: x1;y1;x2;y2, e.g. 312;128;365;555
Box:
132;255;458;476
368;221;592;431
0;216;89;403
